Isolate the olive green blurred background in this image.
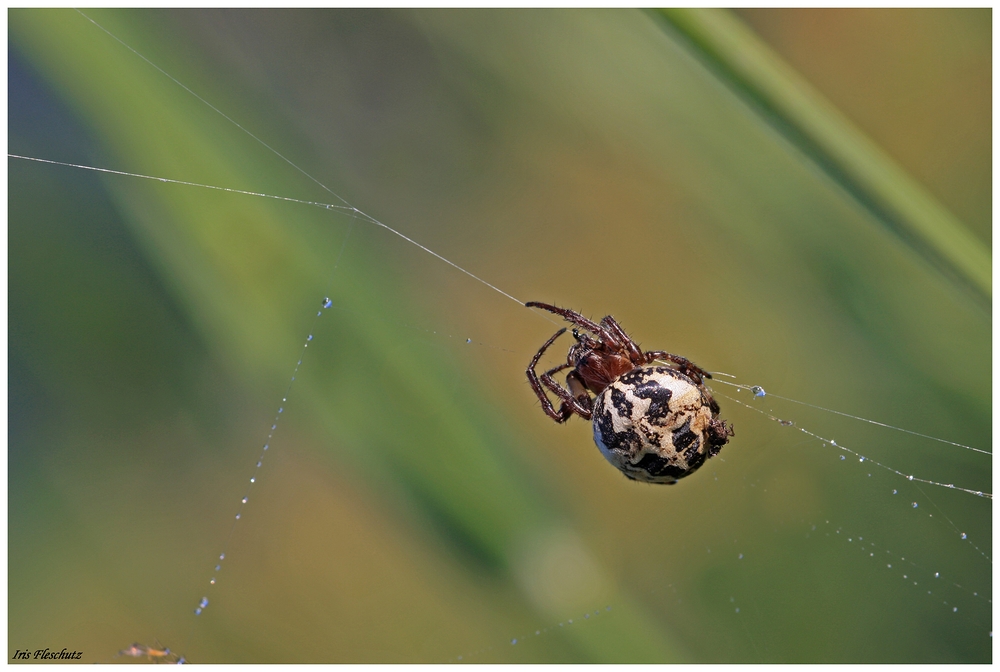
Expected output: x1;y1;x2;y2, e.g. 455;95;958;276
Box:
8;9;990;663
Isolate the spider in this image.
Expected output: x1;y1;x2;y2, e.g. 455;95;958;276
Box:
525;302;733;484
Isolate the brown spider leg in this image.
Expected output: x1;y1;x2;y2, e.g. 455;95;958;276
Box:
642;350;712;383
601;315;644;362
526;328;576;422
526;302;605;336
540;364;593;421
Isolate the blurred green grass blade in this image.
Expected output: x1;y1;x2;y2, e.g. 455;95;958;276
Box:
656;8;991;305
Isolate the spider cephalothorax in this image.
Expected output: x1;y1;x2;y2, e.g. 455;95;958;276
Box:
526;302;733;484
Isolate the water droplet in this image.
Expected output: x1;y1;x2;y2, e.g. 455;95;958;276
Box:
961;532;967;539
307;335;313;341
912;502;918;508
322;297;332;309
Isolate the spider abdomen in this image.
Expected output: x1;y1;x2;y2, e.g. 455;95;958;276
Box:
592;366;729;484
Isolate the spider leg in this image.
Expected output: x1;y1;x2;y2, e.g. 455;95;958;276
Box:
526;302;604;335
540;364;593;421
601;315;644;362
526;328;574;422
643;350;712;383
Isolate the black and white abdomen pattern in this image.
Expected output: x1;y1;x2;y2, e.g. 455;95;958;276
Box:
592;365;721;484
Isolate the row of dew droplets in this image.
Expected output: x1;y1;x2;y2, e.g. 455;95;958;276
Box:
455;606;613;662
712;379;992;500
191;297;334;620
712;379;991;563
709;377;991;630
817;521;991;634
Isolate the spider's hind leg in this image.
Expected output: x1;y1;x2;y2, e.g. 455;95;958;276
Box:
643;350;711;384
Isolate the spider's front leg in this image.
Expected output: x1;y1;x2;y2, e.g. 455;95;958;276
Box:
526;302;604;335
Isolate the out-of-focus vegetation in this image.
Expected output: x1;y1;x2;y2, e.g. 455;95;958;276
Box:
9;9;990;663
661;9;990;303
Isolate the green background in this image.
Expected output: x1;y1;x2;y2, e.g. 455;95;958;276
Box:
9;9;991;663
